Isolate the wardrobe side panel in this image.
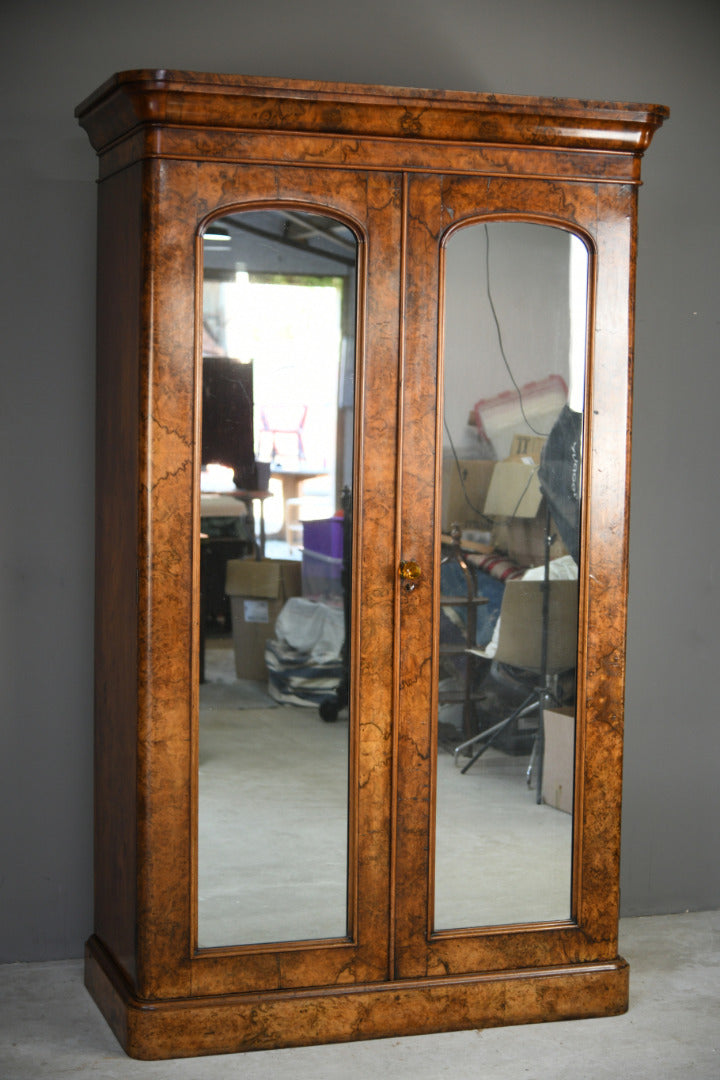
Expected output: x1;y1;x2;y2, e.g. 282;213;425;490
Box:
93;164;143;983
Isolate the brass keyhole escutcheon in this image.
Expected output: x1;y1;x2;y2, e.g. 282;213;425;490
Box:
399;560;422;592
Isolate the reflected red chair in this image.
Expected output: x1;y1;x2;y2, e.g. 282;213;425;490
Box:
258;404;308;461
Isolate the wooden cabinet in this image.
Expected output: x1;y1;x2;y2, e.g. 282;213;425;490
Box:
76;71;667;1059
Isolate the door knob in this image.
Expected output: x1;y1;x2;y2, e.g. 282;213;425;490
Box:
399;560;422;592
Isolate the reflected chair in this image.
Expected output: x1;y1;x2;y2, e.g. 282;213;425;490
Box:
453;577;578;801
258;404;308;462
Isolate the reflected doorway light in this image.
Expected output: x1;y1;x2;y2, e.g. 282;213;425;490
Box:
200;463;235;491
204;227;232;242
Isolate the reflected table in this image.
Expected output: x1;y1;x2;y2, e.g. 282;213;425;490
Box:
270;465;325;544
204;488;274;559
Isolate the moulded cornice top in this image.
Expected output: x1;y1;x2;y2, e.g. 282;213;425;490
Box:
75;69;669;157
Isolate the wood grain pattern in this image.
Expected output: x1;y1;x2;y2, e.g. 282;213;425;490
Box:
78;71;666;1057
86;934;629;1060
93;165;143;986
394;172;638;978
75;70;668;155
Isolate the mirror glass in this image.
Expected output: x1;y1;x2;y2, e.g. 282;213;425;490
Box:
435;221;587;929
197;209;357;948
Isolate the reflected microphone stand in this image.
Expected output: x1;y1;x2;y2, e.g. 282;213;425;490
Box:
525;503;558;804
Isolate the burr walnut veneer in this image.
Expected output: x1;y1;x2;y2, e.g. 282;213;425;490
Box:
76;71;667;1059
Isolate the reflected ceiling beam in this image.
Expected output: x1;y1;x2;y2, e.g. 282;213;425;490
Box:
225;217;356;269
281;210;357;252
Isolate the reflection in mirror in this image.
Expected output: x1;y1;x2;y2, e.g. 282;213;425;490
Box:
435;222;588;930
198;210;357;948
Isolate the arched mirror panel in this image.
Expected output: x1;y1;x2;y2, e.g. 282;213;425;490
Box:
197;207;358;949
434;220;590;931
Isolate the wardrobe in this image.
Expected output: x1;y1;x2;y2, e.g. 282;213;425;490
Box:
76;71;667;1058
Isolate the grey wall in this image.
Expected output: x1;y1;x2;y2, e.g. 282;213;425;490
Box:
1;0;718;961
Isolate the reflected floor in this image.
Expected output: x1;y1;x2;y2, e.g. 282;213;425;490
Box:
434;747;572;928
199;643;572;949
198;699;349;947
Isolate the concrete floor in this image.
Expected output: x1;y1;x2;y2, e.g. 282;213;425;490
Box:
1;909;718;1078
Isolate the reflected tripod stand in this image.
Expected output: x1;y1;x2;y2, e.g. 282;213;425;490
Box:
453;505;562;804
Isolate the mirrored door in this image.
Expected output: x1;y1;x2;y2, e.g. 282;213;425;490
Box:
394;174;595;979
190;167;403;995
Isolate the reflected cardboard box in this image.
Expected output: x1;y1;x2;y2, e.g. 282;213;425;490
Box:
470;376;567;461
441;457;495;532
542;706;576;814
484;433;566;568
225;558;302;680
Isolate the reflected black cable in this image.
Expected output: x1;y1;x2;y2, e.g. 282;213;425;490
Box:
443;417;494;526
443;228;554;542
484;224;549;438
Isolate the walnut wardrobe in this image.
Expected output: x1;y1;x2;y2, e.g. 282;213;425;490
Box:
76;71;667;1059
